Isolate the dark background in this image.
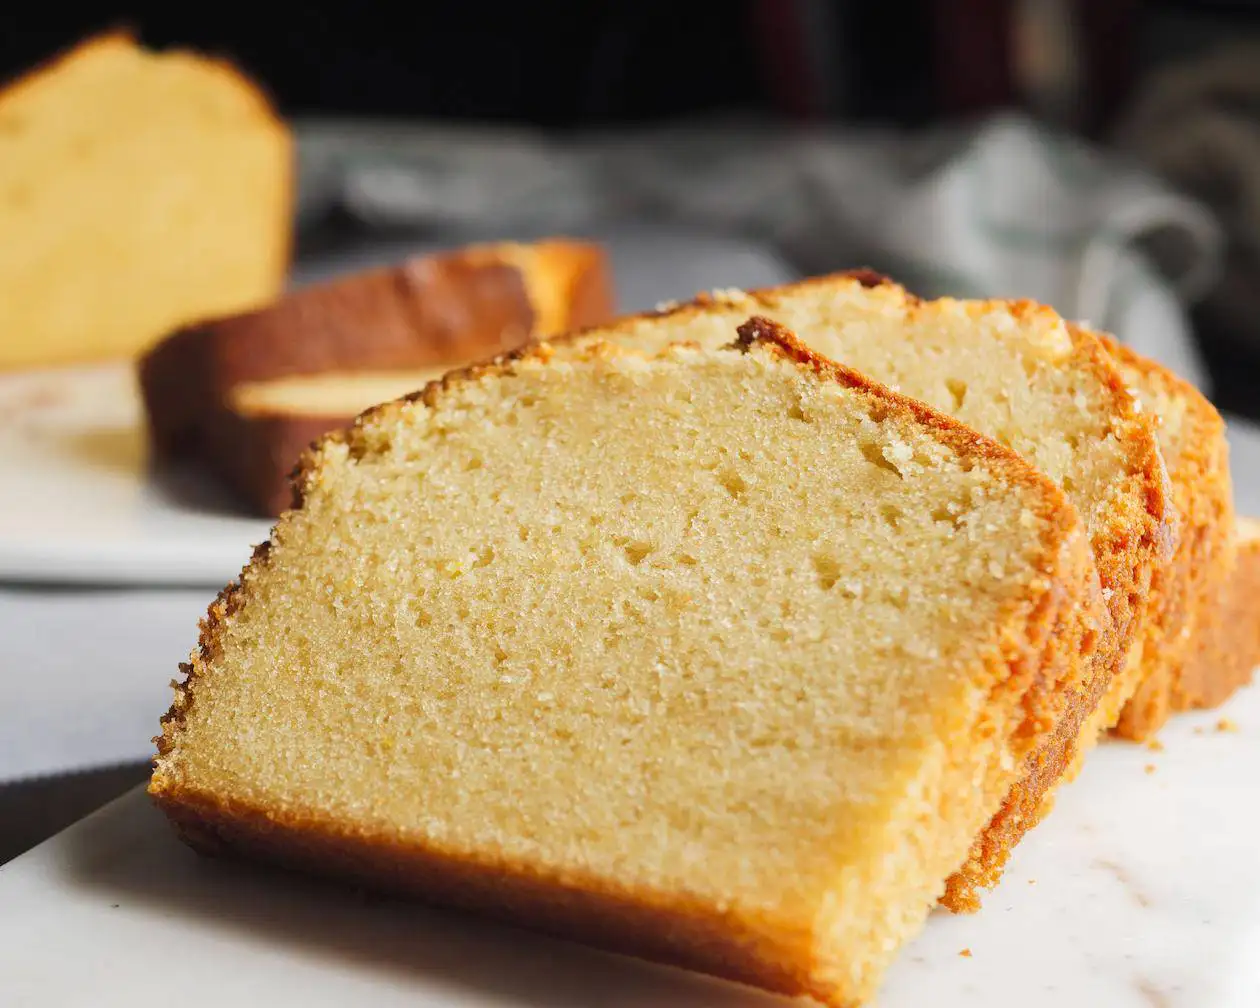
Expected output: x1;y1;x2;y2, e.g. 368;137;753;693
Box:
7;1;1252;128
4;1;1260;416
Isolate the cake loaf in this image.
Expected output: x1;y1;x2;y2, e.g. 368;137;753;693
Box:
140;240;612;514
550;271;1173;909
152;318;1100;1006
0;32;291;369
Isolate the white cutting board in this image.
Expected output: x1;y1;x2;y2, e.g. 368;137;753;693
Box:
0;233;795;587
1;684;1257;1007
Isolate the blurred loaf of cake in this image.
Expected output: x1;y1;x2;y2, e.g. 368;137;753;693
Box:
139;240;613;514
0;31;291;369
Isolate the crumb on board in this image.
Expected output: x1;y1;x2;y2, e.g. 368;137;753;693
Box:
959;948;973;958
1216;718;1239;733
1027;878;1037;885
1144;764;1157;775
1146;739;1165;752
1193;726;1205;735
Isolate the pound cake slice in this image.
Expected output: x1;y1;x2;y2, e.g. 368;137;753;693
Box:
0;32;290;369
552;272;1173;909
1094;333;1235;739
1184;517;1260;710
140;240;612;514
152;319;1099;1007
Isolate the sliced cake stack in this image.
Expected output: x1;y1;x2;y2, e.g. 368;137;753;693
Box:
149;268;1253;1006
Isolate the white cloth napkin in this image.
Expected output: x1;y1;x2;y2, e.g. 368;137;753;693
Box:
298;112;1223;391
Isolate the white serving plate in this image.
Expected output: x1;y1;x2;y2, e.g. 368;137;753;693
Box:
0;362;270;586
1;684;1257;1007
0;233;795;587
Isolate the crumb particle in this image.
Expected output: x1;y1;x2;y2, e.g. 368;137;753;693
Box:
1146;739;1164;752
1144;764;1157;775
959;948;973;958
1137;978;1173;1007
1216;718;1238;733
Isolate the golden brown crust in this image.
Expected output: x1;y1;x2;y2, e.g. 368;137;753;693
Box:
931;320;1173;901
139;241;613;515
941;568;1104;909
1061;326;1175;643
939;322;1171;904
155;316;1100;1006
140;253;532;457
559;244;617;335
1107;338;1231;722
1182;521;1260;710
1094;334;1233;736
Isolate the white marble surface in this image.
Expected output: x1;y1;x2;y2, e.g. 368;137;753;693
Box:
0;587;212;782
0;232;795;588
0;363;270;586
0;685;1256;1007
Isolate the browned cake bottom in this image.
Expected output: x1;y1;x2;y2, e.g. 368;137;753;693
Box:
156;789;840;1002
